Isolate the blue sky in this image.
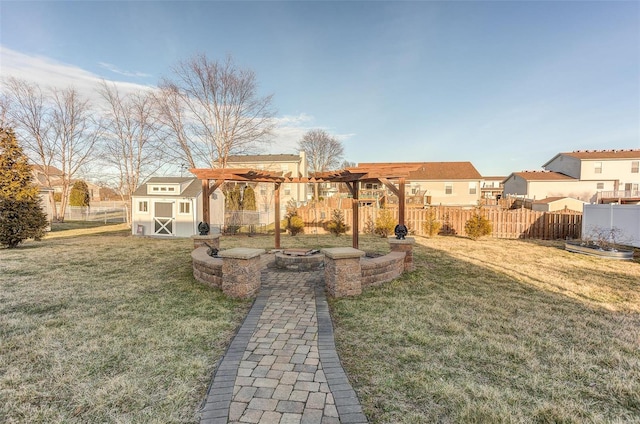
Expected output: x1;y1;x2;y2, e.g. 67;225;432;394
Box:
1;1;638;177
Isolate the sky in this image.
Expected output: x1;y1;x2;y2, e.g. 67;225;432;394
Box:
1;0;639;178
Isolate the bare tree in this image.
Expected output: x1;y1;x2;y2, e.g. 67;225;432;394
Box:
298;129;344;200
155;54;275;168
3;78;102;221
99;81;164;224
50;87;101;221
3;78;58;217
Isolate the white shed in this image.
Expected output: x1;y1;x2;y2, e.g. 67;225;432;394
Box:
131;177;224;237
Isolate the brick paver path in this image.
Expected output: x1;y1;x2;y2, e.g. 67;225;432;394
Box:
200;269;368;424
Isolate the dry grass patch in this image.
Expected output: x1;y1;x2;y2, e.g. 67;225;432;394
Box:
0;226;249;423
331;236;640;423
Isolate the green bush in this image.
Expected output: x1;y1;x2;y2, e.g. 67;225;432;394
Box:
465;214;492;240
374;208;396;238
69;180;90;207
283;215;304;236
422;209;442;237
283;200;304;236
325;209;349;236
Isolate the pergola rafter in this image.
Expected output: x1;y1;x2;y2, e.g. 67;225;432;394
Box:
190;164;421;249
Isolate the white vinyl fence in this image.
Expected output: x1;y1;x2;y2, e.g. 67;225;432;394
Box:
63;206;127;223
582;204;640;248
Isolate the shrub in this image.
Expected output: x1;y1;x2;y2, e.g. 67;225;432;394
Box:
283;215;304;236
422;208;442;237
374;208;396;238
69;180;90;207
465;214;492;240
283;199;304;236
363;216;375;235
325;209;349;236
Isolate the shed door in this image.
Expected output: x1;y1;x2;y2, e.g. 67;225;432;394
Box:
154;202;174;235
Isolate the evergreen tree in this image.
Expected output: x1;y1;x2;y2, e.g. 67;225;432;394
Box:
69;180;90;207
0;128;48;248
243;186;257;211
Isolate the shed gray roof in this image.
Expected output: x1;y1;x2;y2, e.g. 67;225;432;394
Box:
132;177;201;198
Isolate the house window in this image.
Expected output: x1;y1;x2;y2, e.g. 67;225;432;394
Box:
284;188;291;196
138;201;148;212
632;161;639;173
596;183;604;190
260;189;267;196
179;202;190;214
594;162;602;174
445;183;453;195
320;211;326;219
411;186;420;195
469;182;477;195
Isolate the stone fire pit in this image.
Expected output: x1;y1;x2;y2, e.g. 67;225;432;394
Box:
275;248;324;271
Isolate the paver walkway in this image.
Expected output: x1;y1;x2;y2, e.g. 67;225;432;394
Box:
200;268;368;424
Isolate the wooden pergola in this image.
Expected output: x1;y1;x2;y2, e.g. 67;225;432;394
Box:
190;164;421;249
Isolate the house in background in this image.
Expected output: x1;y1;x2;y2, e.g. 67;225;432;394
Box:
503;149;640;204
358;161;484;207
226;152;309;225
131;177;224;237
542;150;640;204
481;176;505;200
31;165;102;203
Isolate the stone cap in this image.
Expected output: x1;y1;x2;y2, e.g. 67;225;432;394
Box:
388;237;416;245
218;247;265;260
321;247;365;259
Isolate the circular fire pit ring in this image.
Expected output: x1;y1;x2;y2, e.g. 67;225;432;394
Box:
275;249;325;271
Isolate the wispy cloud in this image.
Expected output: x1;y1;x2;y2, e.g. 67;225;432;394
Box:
0;45;153;106
98;62;153;78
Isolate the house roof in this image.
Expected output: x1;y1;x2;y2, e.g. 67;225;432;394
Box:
228;154;301;163
508;171;576;182
132;177;201;198
482;176;507;181
31;164;64;175
563;149;640;160
532;196;585;204
357;162;482;180
542;149;640;167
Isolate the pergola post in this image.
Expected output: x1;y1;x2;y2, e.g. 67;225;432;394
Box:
352;183;359;249
201;179;210;227
274;182;281;249
398;177;406;226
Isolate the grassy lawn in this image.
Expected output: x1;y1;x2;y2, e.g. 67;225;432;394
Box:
0;225;250;423
330;237;640;423
3;226;639;423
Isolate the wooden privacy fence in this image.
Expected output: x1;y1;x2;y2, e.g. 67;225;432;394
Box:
298;202;582;240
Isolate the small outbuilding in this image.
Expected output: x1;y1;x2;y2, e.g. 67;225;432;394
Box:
131;177;224;237
531;196;586;212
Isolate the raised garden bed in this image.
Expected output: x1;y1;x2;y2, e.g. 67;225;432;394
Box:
565;240;634;260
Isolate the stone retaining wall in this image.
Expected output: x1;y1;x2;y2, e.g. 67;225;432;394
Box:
191;247;223;289
360;252;405;288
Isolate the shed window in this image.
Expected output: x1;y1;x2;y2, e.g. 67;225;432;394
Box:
179;202;190;214
138;201;148;212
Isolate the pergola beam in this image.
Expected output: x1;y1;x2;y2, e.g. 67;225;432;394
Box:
190;163;421;249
